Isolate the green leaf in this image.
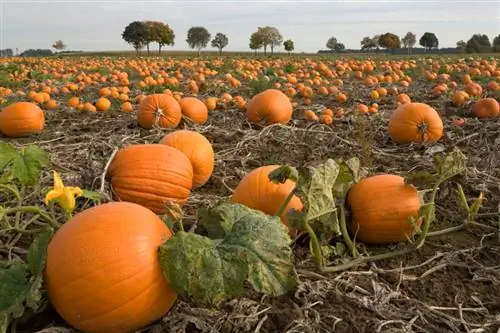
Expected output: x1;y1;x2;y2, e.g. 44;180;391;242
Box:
0;262;29;318
405;171;436;188
160;203;296;305
10;146;50;186
0;143;17;172
0;184;21;201
27;229;54;277
332;157;364;198
434;148;467;182
268;165;299;184
80;190;102;203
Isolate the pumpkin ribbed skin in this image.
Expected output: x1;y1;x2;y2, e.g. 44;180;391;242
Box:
137;94;182;129
472;98;499;118
179;97;208;124
347;174;421;244
246;89;293;124
231;165;303;229
45;202;176;333
0;101;45;137
107;144;193;213
160;130;214;188
388;102;443;144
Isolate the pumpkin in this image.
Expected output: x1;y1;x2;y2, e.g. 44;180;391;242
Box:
245;89;293;124
347;174;421;244
95;97;111;111
472;98;499;118
160;130;214;188
179;97;208;124
137;94;182;129
107;144;193;213
388;102;443;144
45;202;176;333
0;101;45;137
231;165;303;230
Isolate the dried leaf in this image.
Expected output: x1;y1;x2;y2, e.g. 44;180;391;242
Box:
434;148;467;182
405;171;436;188
332;157;364;198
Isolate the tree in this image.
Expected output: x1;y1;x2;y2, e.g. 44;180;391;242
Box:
257;26;283;55
51;40;66;52
378;33;401;53
283;39;294;55
249;31;264;55
419;32;439;51
493;34;500;52
360;36;376;52
0;49;13;57
372;34;381;53
211;33;229;55
154;22;175;55
122;21;149;55
402;32;416;54
186;26;211;56
334;43;345;52
466;34;491;53
456;40;467;53
326;36;338;52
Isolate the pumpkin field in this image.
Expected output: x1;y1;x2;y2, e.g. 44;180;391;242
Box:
0;54;499;333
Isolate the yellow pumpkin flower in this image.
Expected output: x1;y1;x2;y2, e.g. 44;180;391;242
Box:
44;171;83;212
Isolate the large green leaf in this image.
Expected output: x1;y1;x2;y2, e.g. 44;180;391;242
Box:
27;229;53;277
8;145;50;186
160;203;296;305
0;262;29;317
0;143;17;172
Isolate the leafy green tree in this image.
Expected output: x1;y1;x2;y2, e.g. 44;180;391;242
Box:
186;26;211;56
402;32;416;54
360;36;376;52
283;39;294;55
466;34;491;53
334;43;345;52
493;34;500;52
419;32;439;51
122;21;149;55
211;33;229;55
326;36;338;52
456;40;467;53
258;26;283;55
249;31;264;55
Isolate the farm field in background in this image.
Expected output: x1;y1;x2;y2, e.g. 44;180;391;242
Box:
0;54;499;333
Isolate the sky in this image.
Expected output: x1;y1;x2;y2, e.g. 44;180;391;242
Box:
0;0;499;53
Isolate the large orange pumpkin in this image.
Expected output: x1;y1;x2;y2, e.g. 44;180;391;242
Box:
388;102;443;144
107;144;193;213
160;130;214;188
472;98;499;118
245;89;293;124
45;202;176;333
231;165;303;229
137;94;182;129
347;174;421;244
0;101;45;137
179;97;208;124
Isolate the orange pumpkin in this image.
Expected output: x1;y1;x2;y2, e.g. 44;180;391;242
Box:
160;130;214;188
245;89;293;124
179;97;208;124
137;94;182;129
471;98;499;118
95;97;111;111
0;101;45;137
231;165;303;230
347;174;421;244
388;102;443;144
107;144;193;213
45;202;176;333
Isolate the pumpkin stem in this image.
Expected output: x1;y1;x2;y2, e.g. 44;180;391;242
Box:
417;121;428;142
275;188;296;218
3;206;60;228
338;205;359;258
303;220;324;268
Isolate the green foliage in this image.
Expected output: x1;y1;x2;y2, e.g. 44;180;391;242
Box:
122;21;149;53
211;33;229;54
159;203;296;305
378;33;401;50
283;39;294;53
186;27;211;54
419;32;439;50
0;143;50;186
465;34;492;53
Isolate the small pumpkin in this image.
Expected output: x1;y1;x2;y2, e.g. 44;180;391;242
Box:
137;94;182;129
231;165;303;230
107;144;193;213
245;89;293;124
160;130;214;188
0;101;45;137
95;97;111;111
471;98;499;118
347;174;421;244
179;97;208;124
388;102;443;144
45;202;177;333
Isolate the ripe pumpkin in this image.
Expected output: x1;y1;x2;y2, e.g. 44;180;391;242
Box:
245;89;293;124
95;97;111;111
347;174;421;244
45;202;176;333
231;165;303;230
0;101;45;137
160;130;214;188
137;94;182;129
107;144;193;213
179;97;208;124
388;102;443;144
471;98;499;118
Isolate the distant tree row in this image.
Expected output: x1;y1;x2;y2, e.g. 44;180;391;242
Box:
456;34;500;53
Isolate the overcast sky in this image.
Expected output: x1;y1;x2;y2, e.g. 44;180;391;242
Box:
1;0;499;53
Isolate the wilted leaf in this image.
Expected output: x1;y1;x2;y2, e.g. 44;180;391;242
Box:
405;171;436;188
268;165;299;184
332;157;364;198
0;143;17;172
198;202;241;239
160;203;296;305
10;146;50;186
434;148;467;182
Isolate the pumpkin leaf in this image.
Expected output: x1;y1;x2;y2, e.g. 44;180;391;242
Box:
268;165;299;184
291;159;341;242
80;189;102;203
27;229;53;277
405;171;436;188
0;313;9;333
332;157;364;199
0;262;30;317
160;203;296;305
0;143;17;172
10;145;50;186
433;148;467;182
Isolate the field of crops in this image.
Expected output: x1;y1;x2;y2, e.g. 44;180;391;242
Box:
0;54;499;333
